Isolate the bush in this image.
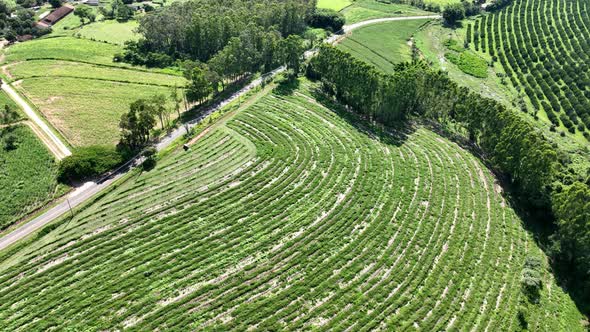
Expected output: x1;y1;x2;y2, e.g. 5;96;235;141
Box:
307;8;345;32
58;146;125;183
442;3;465;25
141;146;157;171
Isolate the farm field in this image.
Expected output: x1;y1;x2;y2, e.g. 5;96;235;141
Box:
317;0;352;11
77;20;139;45
338;19;431;72
471;0;590;139
0;80;583;330
0;91;18;114
341;0;433;24
0;125;64;231
2;37;123;66
14;77;176;147
2;37;186;147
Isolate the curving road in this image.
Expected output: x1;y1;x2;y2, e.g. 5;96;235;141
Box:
325;15;441;44
0;14;440;252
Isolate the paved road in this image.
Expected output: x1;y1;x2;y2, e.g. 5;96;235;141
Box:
0;14;441;252
1;82;72;159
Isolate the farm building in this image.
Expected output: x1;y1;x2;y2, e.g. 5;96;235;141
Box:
36;5;74;28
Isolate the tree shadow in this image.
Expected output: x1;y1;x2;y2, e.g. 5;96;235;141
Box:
273;77;300;96
306;83;413;148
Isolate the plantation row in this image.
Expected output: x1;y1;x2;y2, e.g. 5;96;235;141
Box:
0;83;581;330
472;0;590;136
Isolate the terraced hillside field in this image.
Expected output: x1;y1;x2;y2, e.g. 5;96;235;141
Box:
0;81;583;330
1;37;185;147
472;0;590;139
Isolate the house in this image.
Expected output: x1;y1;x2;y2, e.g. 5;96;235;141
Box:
127;3;143;11
36;4;74;28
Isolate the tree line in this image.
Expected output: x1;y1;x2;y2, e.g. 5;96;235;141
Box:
120;0;314;67
307;45;590;308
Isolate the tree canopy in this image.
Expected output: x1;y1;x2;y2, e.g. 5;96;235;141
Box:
126;0;313;65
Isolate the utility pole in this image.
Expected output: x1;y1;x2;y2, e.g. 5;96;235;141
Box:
67;198;74;219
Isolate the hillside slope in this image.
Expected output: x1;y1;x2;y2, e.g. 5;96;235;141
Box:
0;80;583;330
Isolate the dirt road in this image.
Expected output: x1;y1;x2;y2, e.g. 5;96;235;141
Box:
1;82;72;159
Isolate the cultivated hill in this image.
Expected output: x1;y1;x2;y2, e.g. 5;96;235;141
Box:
0;80;583;330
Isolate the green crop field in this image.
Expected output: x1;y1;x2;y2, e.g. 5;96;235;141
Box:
0;91;18;113
317;0;352;11
3;37;186;147
0;80;582;330
471;0;590;138
78;20;140;45
445;42;489;78
338;19;431;72
0;125;64;231
341;0;433;24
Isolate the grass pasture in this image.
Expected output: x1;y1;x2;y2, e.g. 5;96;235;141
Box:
16;77;177;147
3;37;123;66
341;0;433;23
0;80;583;330
338;19;431;72
0;125;64;231
77;20;140;45
317;0;352;11
3;37;186;147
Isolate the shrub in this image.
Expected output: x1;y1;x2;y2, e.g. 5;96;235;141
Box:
141;146;157;171
307;8;345;32
442;3;465;25
58;146;125;183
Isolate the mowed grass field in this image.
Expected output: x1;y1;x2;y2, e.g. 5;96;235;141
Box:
0;80;583;330
342;0;433;23
2;37;122;66
77;20;139;45
3;37;186;147
338;19;431;72
0;125;64;231
317;0;352;11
